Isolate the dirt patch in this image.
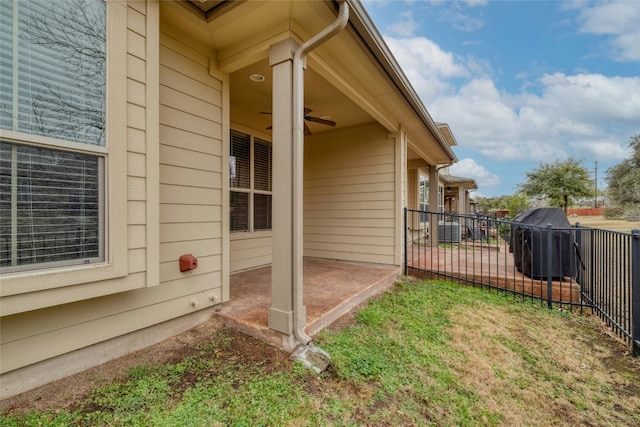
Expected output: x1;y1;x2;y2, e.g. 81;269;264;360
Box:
0;317;289;416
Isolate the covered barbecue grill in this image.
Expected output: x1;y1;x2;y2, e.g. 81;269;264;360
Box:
509;208;578;279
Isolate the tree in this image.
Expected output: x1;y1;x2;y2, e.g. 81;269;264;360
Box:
476;193;531;217
607;134;640;220
506;192;531;217
519;158;592;213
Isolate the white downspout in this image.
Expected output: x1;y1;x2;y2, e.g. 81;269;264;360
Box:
292;1;349;347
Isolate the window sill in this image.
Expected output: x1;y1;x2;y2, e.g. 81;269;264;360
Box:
230;230;273;240
1;256;130;316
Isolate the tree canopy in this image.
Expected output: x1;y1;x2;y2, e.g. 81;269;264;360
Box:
476;193;531;217
519;158;592;213
606;134;640;220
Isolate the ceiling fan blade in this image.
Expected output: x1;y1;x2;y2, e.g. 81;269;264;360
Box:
304;107;312;115
259;111;272;115
304;122;312;135
305;116;336;127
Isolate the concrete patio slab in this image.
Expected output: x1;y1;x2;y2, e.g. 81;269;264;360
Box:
215;258;400;350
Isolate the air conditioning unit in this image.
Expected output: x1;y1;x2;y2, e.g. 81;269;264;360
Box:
438;221;461;243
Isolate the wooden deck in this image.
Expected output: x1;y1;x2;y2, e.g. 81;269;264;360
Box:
407;242;582;304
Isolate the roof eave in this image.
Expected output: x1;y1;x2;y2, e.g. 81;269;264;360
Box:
345;0;457;164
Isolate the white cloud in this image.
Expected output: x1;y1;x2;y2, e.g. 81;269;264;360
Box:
425;70;640;163
441;8;485;32
449;158;500;188
464;0;489;7
376;4;639;194
384;36;470;99
386;10;420;37
577;1;640;61
568;139;631;162
533;73;640;124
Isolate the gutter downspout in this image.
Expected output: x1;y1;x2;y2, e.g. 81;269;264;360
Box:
290;1;349;365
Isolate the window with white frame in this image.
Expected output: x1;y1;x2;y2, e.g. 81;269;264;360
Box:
0;0;106;271
229;130;272;232
418;174;428;210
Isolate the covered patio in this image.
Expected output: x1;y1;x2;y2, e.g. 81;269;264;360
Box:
216;258;399;349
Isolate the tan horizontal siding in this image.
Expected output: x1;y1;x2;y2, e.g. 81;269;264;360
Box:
303;123;397;266
304;225;395;238
160;184;222;205
160;66;222;104
305;233;391;246
305;191;394;203
230;234;272;272
159;164;222;188
305;181;395;196
160;124;222;155
305;209;394;220
0;3;229;380
1;282;222;372
159;144;221;172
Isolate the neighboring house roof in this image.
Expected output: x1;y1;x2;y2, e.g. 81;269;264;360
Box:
440;173;478;191
436;122;458;147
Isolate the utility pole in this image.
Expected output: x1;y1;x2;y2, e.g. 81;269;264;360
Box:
594;161;598;208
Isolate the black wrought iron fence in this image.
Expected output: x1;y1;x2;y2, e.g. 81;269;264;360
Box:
404;208;640;356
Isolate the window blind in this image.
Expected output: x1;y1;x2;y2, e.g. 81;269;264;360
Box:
0;0;106;145
230;130;250;189
230;191;249;232
253;193;272;230
0;142;103;269
254;137;272;192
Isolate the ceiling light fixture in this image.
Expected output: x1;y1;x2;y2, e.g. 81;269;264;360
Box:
249;73;265;82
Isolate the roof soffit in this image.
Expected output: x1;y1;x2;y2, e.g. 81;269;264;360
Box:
174;1;456;165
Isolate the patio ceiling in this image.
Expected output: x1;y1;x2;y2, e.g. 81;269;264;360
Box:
229;58;373;136
165;0;456;164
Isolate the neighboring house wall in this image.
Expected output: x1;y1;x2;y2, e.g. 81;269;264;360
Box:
406;168;419;229
304;123;397;265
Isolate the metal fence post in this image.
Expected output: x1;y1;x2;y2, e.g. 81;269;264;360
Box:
575;223;582;308
547;223;553;309
632;228;640;357
404;207;408;276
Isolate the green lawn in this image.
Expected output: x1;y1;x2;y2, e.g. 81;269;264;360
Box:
2;278;639;426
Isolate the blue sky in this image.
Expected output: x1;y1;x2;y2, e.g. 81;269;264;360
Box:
362;0;640;197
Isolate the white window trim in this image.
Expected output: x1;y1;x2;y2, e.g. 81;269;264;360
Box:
1;1;129;313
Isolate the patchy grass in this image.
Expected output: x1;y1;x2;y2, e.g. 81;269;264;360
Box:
568;215;639;233
2;278;639;426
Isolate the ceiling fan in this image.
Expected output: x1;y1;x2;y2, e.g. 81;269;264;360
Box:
261;107;336;135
